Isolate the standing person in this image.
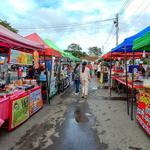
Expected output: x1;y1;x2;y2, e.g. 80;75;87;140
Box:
138;62;145;76
80;61;90;99
97;61;101;81
87;62;94;78
73;63;80;95
93;62;97;76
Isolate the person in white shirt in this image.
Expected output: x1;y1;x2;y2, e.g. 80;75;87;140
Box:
97;61;101;81
80;62;90;99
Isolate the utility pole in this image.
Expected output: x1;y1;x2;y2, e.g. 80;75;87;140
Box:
114;13;119;46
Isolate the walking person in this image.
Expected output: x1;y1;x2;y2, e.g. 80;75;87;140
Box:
80;62;90;99
73;63;80;95
87;61;93;78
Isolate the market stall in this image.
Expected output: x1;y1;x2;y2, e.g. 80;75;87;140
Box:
111;26;150;119
0;25;43;130
133;31;150;136
25;33;61;102
45;39;80;93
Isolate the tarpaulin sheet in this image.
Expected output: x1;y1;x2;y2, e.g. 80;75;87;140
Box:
0;25;43;50
25;33;61;57
133;32;150;51
112;26;150;52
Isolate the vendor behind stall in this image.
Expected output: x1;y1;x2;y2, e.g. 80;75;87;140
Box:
138;62;146;76
27;66;35;79
145;66;150;79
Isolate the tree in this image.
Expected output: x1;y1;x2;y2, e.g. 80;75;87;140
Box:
88;46;102;56
67;43;82;51
65;43;88;58
0;19;18;33
65;49;88;58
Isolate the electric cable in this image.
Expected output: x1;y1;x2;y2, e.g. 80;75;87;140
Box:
130;1;150;23
16;18;115;30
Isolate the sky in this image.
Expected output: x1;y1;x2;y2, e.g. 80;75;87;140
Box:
0;0;150;54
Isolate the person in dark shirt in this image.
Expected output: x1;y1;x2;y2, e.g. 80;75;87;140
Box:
73;63;80;95
27;66;35;79
138;63;145;76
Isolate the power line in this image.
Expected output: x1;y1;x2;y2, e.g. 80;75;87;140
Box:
118;0;132;14
104;30;116;51
103;24;114;46
130;1;150;23
16;18;115;30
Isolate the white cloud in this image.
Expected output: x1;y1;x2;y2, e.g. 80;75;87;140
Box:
8;0;37;12
0;0;150;54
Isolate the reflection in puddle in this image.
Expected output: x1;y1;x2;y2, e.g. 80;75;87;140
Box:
74;107;89;123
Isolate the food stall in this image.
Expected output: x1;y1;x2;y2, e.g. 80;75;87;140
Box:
25;33;61;102
0;25;43;130
133;31;150;136
45;39;80;93
111;26;150;119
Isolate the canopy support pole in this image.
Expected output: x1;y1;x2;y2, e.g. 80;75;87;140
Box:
125;46;129;115
44;52;50;104
131;51;135;120
109;51;112;97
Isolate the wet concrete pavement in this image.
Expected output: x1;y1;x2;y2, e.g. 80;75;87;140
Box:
47;99;108;150
0;78;150;150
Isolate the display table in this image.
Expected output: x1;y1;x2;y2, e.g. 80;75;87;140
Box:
0;97;9;126
112;76;144;89
112;76;150;136
0;86;43;130
136;91;150;136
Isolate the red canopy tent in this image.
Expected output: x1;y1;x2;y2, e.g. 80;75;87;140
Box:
102;52;145;60
101;52;122;60
25;33;61;57
0;25;43;51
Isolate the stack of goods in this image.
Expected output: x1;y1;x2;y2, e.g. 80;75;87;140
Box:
143;79;150;89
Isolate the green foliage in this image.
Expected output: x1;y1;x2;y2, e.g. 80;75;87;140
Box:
88;46;102;56
65;43;88;58
67;43;82;51
65;50;88;58
0;19;18;33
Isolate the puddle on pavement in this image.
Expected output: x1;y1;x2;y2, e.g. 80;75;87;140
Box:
74;106;89;123
47;101;107;150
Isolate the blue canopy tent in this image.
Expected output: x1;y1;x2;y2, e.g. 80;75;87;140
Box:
112;26;150;52
110;26;150;120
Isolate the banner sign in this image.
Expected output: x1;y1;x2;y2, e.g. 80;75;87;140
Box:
50;57;57;96
10;49;33;65
33;51;39;69
10;95;29;129
136;93;150;136
29;89;43;116
0;56;5;64
50;77;57;96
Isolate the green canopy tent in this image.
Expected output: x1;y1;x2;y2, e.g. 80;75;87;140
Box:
44;39;80;62
133;32;150;51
